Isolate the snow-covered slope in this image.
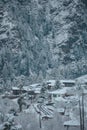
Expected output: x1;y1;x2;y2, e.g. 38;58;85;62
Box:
0;0;87;86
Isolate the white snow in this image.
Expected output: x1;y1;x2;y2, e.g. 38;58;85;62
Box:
76;75;87;80
48;87;67;95
55;97;66;102
55;32;68;45
59;10;69;18
12;87;20;90
46;80;56;86
60;80;75;84
30;83;41;88
57;108;65;114
64;120;80;127
23;86;31;91
34;90;41;94
0;33;8;40
23;105;35;114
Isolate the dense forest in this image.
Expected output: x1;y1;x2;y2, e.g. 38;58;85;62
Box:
0;0;87;88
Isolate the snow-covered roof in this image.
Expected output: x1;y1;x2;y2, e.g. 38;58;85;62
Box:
23;86;31;91
46;80;56;86
76;75;87;85
55;97;66;102
12;86;31;91
34;90;41;94
81;79;87;84
33;87;41;93
83;89;87;95
30;83;41;88
12;87;20;90
60;80;75;83
77;74;87;81
48;87;67;95
34;87;41;91
64;120;80;126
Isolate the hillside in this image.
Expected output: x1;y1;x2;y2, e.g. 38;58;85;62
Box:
0;0;87;87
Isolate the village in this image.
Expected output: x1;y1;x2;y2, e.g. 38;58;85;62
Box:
0;77;87;130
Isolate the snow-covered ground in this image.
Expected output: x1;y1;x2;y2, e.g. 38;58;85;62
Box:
0;95;76;130
0;79;87;130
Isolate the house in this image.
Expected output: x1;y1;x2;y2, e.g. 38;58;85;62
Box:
46;80;56;86
12;87;22;95
29;83;41;95
60;80;75;87
34;88;41;94
12;86;33;95
47;87;67;102
82;79;87;88
29;83;41;89
12;85;33;95
47;87;76;102
46;80;56;90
